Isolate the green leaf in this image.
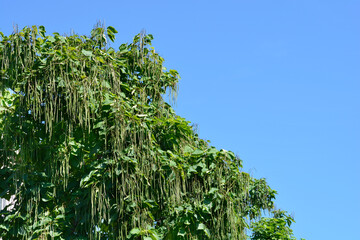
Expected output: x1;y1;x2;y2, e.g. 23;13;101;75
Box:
107;26;118;42
192;149;203;156
207;147;217;155
129;228;141;235
81;49;93;57
169;160;177;167
49;230;61;237
147;34;154;41
94;121;105;129
197;223;206;230
39;25;46;38
208;188;218;194
177;228;186;237
107;26;118;34
47;36;55;43
183;145;193;153
80;170;98;187
204;228;211;237
0;224;9;231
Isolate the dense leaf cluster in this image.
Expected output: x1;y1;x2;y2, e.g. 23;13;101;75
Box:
250;210;304;240
0;25;299;239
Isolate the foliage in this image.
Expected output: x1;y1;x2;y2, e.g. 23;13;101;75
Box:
0;25;301;239
250;210;302;240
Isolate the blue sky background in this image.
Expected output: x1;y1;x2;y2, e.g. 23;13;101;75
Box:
1;0;359;239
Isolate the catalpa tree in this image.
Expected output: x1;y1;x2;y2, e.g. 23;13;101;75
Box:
0;25;300;239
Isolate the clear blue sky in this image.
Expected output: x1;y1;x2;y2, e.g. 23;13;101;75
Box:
1;1;359;239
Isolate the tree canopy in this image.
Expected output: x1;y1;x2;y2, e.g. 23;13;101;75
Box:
0;25;301;239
